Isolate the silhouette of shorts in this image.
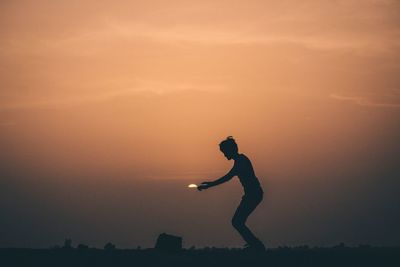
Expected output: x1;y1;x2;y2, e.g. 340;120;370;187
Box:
234;191;263;224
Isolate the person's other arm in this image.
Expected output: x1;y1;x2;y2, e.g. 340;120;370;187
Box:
198;167;236;191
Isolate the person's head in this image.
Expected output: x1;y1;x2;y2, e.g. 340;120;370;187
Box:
219;136;239;160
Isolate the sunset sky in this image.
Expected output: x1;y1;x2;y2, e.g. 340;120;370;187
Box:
1;0;399;248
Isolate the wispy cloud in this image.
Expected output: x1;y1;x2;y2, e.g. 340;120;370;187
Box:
0;80;226;111
329;94;400;108
7;21;397;56
3;0;400;56
106;21;400;53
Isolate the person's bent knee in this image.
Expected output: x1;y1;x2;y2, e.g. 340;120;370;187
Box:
231;217;244;229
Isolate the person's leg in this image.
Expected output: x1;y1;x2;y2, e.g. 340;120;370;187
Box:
231;194;264;249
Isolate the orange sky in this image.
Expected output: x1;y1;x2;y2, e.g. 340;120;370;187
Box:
1;0;400;248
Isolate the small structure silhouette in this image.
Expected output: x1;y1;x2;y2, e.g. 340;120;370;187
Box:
155;233;182;252
62;239;72;249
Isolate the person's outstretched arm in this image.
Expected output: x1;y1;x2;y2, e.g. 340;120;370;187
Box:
198;167;236;191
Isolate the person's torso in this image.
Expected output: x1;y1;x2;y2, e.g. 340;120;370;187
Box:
233;154;263;195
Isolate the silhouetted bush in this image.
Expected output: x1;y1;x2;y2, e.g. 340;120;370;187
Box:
77;244;89;250
104;242;116;250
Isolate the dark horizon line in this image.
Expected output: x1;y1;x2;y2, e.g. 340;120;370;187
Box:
1;244;399;250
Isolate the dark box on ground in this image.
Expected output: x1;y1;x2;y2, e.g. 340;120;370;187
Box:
155;233;182;251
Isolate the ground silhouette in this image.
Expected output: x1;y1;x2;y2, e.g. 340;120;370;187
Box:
1;245;399;267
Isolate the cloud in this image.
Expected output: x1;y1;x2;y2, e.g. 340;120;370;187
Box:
2;0;400;56
7;21;397;55
329;94;400;108
0;80;225;111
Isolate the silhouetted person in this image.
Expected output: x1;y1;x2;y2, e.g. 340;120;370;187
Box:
198;136;265;251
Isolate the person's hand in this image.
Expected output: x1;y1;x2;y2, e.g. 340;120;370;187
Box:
197;181;213;191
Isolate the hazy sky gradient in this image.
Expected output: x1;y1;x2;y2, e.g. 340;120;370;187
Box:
1;0;399;248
